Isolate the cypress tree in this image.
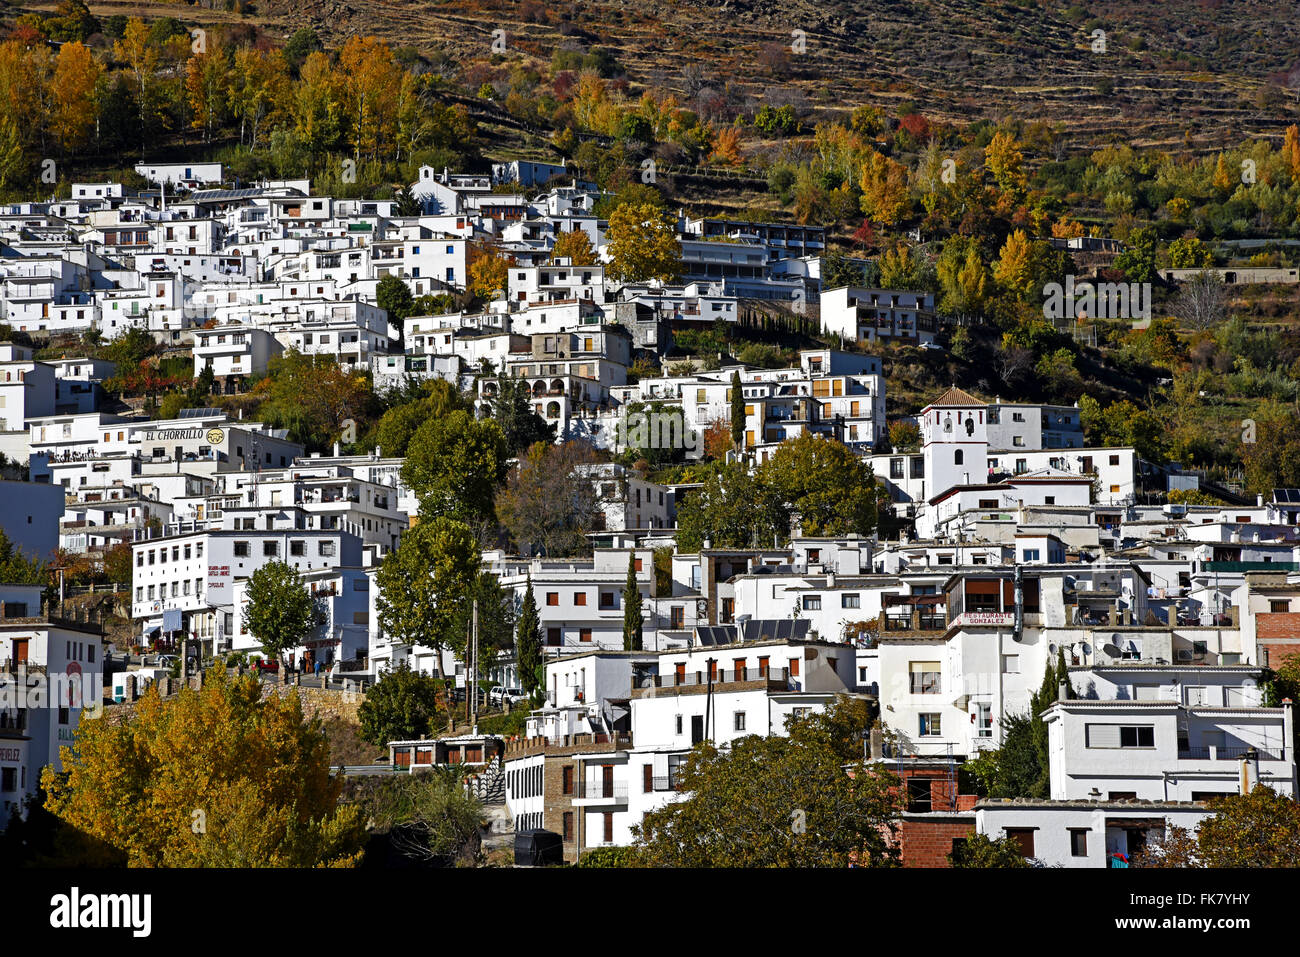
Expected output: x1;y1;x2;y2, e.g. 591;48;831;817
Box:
516;575;543;702
730;370;744;451
623;553;643;651
1056;647;1073;700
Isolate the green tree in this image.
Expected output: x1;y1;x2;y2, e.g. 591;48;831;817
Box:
374;378;473;458
374;517;481;663
376;274;414;337
674;462;790;551
962;711;1046;799
1114;225;1158;283
39;671;364;866
1137;787;1300;868
729;370;744;450
622;553;643;651
0;528;47;584
358;662;443;746
490;373;555;455
402;410;508;527
760;434;879;538
949;832;1032;867
241;561;321;668
516;575;543;702
633;708;903;867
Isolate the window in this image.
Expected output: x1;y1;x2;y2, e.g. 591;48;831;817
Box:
954;449;964;465
890;458;904;479
909;662;940;694
842;593;860;609
1012;435;1025;447
789;657;800;676
1022;549;1040;562
574;592;587;606
319;541;335;556
546;627;561;646
675;715;683;735
546;592;559;606
290;541;305;556
603;813;613;843
263;541;278;557
579;628;592;643
600;592;615;609
734;712;746;731
1002;655;1019;674
1005;828;1035;857
1271;600;1290;613
977;701;993;737
562;766;574;795
562;812;574;841
233;541;250;557
802;595;821;611
918;713;942;736
1069;829;1088;857
1109;454;1120;466
1085;724;1154;748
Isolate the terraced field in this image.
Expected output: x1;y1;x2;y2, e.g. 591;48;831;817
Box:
26;0;1300;153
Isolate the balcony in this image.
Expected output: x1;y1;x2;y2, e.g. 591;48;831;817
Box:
1177;746;1285;762
650;775;684;792
575;779;630;802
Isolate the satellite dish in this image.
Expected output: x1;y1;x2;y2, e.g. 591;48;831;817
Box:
1081;643;1091;655
1048;643;1058;655
1102;643;1122;657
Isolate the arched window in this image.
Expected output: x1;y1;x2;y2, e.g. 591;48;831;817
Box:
955;449;964;465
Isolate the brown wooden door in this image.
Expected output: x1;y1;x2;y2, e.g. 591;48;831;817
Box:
674;663;686;683
602;764;614;798
643;765;653;793
13;639;27;664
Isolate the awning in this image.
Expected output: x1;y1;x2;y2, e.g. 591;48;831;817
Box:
143;624;161;636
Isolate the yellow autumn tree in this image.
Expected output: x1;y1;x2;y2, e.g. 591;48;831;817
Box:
1211;152;1233;192
1284;125;1300;184
858;150;910;227
468;243;512;298
1051;216;1085;239
710;125;743;166
550;228;598;265
185;43;228;143
605;202;683;283
50;40;100;152
40;671;365;867
993;228;1037;298
0;39;47;150
984;130;1027;197
337;35;401;163
229;47;288;150
293;50;343;160
114;17;162;150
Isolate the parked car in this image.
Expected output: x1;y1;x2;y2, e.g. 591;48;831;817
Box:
450;686;487;705
490;686;528;705
253;658;279;673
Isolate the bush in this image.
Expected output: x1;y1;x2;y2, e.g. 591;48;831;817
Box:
576;845;640;867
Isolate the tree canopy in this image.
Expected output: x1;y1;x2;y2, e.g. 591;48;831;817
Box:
39;671;365;867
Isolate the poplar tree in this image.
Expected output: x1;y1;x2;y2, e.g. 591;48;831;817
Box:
516;575;543;702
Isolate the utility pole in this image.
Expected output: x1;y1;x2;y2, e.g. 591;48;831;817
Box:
470;599;479;732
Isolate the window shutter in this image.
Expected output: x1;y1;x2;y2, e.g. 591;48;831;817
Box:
1086;724;1121;748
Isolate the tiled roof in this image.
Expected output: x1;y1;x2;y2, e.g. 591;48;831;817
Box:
928;385;984;407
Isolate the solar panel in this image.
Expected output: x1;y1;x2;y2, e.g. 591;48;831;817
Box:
1274;489;1300;503
695;625;737;647
741;619;810;643
177;407;223;418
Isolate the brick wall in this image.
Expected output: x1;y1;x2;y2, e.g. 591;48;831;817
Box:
543;756;579;863
1258;613;1300;665
895;814;976;867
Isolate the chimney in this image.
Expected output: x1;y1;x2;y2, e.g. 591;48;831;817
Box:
1058;680;1068;701
1239;749;1259;795
869;727;883;760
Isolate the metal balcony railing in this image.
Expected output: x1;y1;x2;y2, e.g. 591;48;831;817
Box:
576;780;629;800
1178;746;1285;762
